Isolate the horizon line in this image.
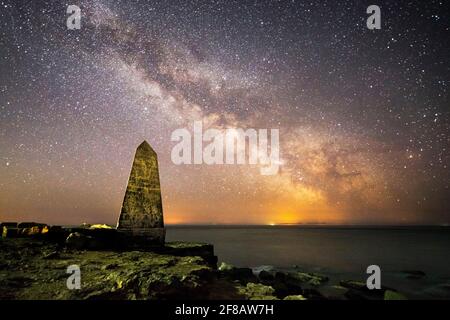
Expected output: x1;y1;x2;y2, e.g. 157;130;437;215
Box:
164;223;450;227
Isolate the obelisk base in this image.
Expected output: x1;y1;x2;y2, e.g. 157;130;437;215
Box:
118;228;165;247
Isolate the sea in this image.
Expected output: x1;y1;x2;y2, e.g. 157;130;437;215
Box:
166;225;450;299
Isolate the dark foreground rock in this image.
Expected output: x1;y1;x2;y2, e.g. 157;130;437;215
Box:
218;262;258;284
0;237;239;300
339;280;401;300
0;236;332;300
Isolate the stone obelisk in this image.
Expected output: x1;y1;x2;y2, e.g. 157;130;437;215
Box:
117;140;165;245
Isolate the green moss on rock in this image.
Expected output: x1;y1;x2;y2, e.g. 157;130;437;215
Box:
283;295;307;300
0;238;223;300
384;290;407;300
237;283;278;300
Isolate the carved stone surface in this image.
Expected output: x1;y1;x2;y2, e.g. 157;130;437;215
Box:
117;141;165;245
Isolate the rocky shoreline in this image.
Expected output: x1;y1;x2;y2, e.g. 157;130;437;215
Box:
0;222;435;300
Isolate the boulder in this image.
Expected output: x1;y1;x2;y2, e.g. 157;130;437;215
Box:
218;263;257;284
340;280;391;300
301;288;326;300
339;280;368;291
163;242;218;268
252;265;275;273
66;232;91;249
317;285;349;300
218;262;234;271
269;272;303;297
237;283;278;300
66;231;111;250
258;270;275;282
21;226;41;236
290;271;328;286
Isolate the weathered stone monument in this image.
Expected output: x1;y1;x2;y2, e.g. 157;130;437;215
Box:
117;141;165;245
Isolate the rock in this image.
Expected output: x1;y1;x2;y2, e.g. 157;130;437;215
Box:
253;265;275;273
163;242;218;268
290;271;328;286
258;270;274;281
237;283;278;300
339;280;368;291
283;294;307;300
340;280;393;300
79;254;218;300
384;290;407;300
274;272;304;288
318;285;349;300
340;280;394;292
0;237;231;300
2;227;20;238
66;232;91;249
218;263;257;284
18;222;47;229
63;228;125;250
265;271;328;299
301;288;326;300
21;226;41;236
218;262;234;271
271;272;303;297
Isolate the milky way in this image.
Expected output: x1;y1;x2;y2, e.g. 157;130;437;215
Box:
0;0;449;225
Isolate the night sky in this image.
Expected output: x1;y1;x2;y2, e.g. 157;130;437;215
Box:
1;0;449;225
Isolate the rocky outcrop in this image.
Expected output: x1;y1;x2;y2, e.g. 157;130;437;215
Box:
161;242;218;268
1;221;218;270
2;222;48;238
236;283;278;300
215;263;331;300
0;237;230;300
218;262;258;284
339;280;400;300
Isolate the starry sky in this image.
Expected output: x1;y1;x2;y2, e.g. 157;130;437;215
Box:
1;0;449;225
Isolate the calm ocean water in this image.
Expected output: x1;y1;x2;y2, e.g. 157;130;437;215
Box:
166;226;450;296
